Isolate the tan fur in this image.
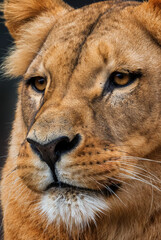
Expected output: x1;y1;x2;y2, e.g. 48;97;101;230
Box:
1;0;161;239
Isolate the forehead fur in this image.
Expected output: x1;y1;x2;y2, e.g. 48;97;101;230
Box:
2;1;137;78
2;0;161;78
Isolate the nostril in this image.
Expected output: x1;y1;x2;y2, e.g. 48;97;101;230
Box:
54;136;70;158
55;134;81;157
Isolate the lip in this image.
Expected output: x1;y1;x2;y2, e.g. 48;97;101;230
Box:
46;181;121;197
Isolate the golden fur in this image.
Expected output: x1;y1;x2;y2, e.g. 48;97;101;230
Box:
1;0;161;239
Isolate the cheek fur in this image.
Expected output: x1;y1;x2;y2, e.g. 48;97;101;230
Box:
21;86;42;127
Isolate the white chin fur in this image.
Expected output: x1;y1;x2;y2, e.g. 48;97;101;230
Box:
39;189;109;232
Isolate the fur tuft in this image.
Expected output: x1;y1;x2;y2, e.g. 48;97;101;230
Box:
40;191;109;233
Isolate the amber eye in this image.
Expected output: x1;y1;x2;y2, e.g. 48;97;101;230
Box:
113;72;131;87
29;77;47;93
103;70;142;95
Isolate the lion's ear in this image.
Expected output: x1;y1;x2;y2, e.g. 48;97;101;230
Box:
3;0;72;39
137;0;161;45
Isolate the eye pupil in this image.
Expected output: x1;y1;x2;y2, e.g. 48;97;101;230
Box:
115;73;124;79
37;79;45;85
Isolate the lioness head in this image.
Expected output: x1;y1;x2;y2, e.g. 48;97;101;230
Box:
1;0;161;239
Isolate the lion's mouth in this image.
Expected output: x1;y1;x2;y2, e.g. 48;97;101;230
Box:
46;181;121;197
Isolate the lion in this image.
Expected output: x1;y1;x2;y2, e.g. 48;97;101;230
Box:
1;0;161;239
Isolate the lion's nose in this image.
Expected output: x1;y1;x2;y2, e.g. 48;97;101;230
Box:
27;134;80;181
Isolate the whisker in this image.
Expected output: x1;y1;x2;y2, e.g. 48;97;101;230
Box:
121;156;161;164
87;176;105;195
106;177;130;194
120;166;160;184
149;178;154;215
120;162;161;183
109;180;129;194
105;184;126;206
108;176;131;187
133;171;161;185
120;170;161;192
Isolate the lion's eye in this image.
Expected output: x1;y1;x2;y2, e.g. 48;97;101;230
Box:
112;72;130;87
111;71;142;88
103;71;142;95
29;77;47;93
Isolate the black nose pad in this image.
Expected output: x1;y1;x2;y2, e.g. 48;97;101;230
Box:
27;134;80;181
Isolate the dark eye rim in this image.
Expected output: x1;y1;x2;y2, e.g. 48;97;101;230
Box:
103;70;142;95
26;76;47;93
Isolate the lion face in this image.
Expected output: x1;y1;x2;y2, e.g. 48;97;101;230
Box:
2;0;161;237
18;4;161;229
